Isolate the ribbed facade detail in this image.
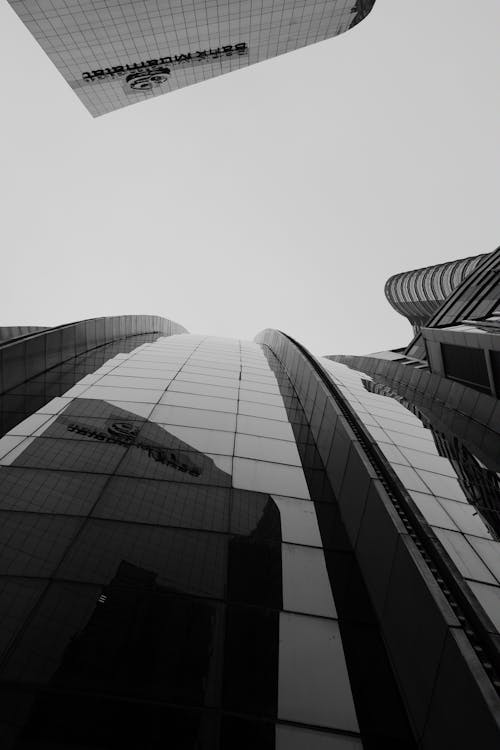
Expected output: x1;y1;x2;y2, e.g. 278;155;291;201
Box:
0;327;48;343
385;254;489;333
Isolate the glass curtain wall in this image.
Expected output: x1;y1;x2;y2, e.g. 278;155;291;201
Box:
320;358;500;639
0;333;413;749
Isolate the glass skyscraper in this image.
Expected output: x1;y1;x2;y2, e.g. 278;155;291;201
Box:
1;243;500;748
7;0;377;117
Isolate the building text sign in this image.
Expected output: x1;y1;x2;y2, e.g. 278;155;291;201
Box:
82;42;248;89
67;420;202;476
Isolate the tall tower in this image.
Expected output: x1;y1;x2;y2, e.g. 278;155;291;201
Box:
1;253;500;748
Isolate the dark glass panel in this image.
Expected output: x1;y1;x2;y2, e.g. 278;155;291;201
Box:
1;576;225;709
7;689;218;749
57;520;228;596
0;579;47;659
94;476;231;533
227;534;283;609
220;716;275;750
441;343;490;393
223;604;279;717
0;511;82;577
0;468;108;515
491;350;500;395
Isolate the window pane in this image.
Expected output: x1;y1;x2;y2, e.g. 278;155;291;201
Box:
278;613;358;732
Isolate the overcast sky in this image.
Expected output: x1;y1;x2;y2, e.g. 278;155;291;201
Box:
1;0;499;356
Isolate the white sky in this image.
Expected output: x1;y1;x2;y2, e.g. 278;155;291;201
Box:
1;0;499;356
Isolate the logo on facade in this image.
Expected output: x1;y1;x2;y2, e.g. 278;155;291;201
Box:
66;420;201;476
107;421;140;441
81;42;248;86
125;65;171;90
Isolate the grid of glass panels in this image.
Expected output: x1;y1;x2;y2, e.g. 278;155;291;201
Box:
0;330;170;438
0;333;367;749
9;0;361;116
321;357;500;638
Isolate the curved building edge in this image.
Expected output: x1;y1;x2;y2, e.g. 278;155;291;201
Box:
0;326;48;344
0;314;187;396
349;0;378;29
256;328;500;748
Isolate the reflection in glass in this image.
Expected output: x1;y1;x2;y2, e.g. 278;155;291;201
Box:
321;358;500;649
0;334;415;747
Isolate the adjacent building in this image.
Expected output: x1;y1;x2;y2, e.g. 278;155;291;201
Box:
385;252;490;335
0;247;499;747
326;244;500;747
7;0;377;117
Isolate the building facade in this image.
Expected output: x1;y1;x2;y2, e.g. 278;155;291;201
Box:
385;252;490;335
0;328;47;344
0;295;500;747
7;0;377;117
403;246;500;378
0;317;405;749
326;244;500;747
